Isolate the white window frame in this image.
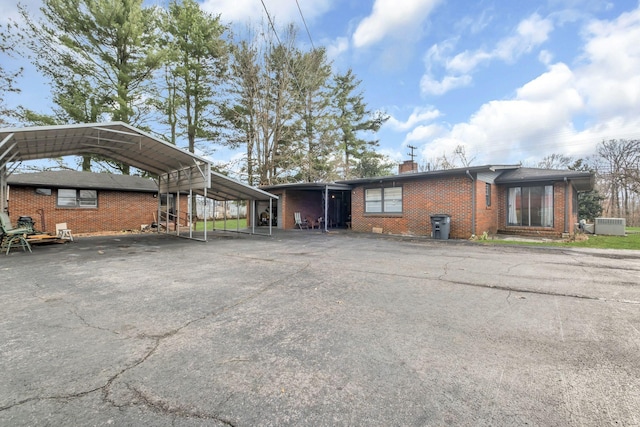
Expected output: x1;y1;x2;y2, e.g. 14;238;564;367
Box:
365;186;403;214
57;188;98;208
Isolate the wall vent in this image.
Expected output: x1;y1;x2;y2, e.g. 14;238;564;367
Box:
595;217;626;236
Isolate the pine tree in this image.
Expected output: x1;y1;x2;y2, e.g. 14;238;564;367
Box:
161;0;228;154
20;0;162;174
331;69;388;178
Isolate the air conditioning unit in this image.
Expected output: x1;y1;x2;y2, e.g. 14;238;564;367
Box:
595;218;626;236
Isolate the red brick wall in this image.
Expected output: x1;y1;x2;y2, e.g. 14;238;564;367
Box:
475;180;499;235
7;186;179;234
281;190;323;229
350;176;475;239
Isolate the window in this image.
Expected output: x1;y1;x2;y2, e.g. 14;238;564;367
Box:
365;187;402;214
507;185;553;227
35;188;52;196
57;189;97;208
485;183;491;207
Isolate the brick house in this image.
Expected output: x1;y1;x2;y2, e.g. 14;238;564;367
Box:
262;162;594;239
6;171;187;234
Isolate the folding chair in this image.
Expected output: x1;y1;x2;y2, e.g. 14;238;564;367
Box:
56;223;74;241
294;212;308;229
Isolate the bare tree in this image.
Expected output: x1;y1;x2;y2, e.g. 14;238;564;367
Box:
537;153;573;169
594;139;640;222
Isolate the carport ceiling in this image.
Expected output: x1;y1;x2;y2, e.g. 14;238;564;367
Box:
0;122;276;201
1;122;210;176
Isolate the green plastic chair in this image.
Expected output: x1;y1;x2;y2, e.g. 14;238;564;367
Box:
0;212;32;255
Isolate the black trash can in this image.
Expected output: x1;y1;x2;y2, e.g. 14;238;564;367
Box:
430;214;451;240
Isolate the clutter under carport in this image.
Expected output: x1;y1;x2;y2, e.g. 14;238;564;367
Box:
1;213;71;254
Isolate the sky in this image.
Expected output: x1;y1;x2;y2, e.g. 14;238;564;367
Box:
3;0;640;172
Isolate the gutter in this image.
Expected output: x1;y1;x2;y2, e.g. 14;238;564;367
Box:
466;170;476;236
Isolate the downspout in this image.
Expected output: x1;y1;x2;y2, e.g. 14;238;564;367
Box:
564;177;569;234
466;170;476;236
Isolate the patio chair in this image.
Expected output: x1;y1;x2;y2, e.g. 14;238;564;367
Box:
0;212;33;255
56;223;73;241
294;212;308;229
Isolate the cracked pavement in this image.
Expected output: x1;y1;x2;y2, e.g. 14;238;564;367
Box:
1;231;639;426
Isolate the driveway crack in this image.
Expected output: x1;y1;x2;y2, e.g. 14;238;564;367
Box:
1;263;311;421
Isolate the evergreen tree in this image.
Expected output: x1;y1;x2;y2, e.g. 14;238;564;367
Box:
0;23;23;125
20;0;162;174
221;25;298;185
161;0;228;154
289;48;336;182
220;39;260;184
568;157;605;222
331;69;388;179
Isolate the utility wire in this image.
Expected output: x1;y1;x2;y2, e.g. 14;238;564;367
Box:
260;0;283;47
295;0;315;50
258;0;308;97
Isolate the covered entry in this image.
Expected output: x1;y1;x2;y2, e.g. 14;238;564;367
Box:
260;183;351;231
0;122;277;240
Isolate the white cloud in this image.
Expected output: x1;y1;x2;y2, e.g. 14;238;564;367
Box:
420;74;472;96
421;13;554;97
576;7;640;120
200;0;333;26
538;50;554;65
405;124;445;142
446;14;554;74
352;0;441;48
416;62;588;164
325;37;349;61
386;107;441;131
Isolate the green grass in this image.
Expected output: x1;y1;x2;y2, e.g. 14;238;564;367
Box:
193;218;247;231
479;228;640;250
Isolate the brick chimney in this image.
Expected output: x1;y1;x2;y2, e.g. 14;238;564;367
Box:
399;160;418;174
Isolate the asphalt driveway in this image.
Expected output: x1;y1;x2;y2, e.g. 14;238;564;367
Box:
1;231;639;426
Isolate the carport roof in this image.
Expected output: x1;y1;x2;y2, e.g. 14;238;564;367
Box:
0;122;276;201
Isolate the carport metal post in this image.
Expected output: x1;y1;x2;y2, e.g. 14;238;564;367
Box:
224;200;227;230
0;133;15;213
251;199;256;234
236;199;240;232
176;185;180;236
0;165;6;213
269;197;273;235
165;184;170;235
324;185;329;232
203;188;208;241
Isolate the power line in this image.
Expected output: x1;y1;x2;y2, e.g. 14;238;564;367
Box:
257;0;311;98
260;0;283;47
295;0;315;50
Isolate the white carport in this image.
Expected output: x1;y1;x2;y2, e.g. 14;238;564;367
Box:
0;122;277;240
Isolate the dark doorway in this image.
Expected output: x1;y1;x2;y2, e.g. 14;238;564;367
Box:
326;191;351;228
